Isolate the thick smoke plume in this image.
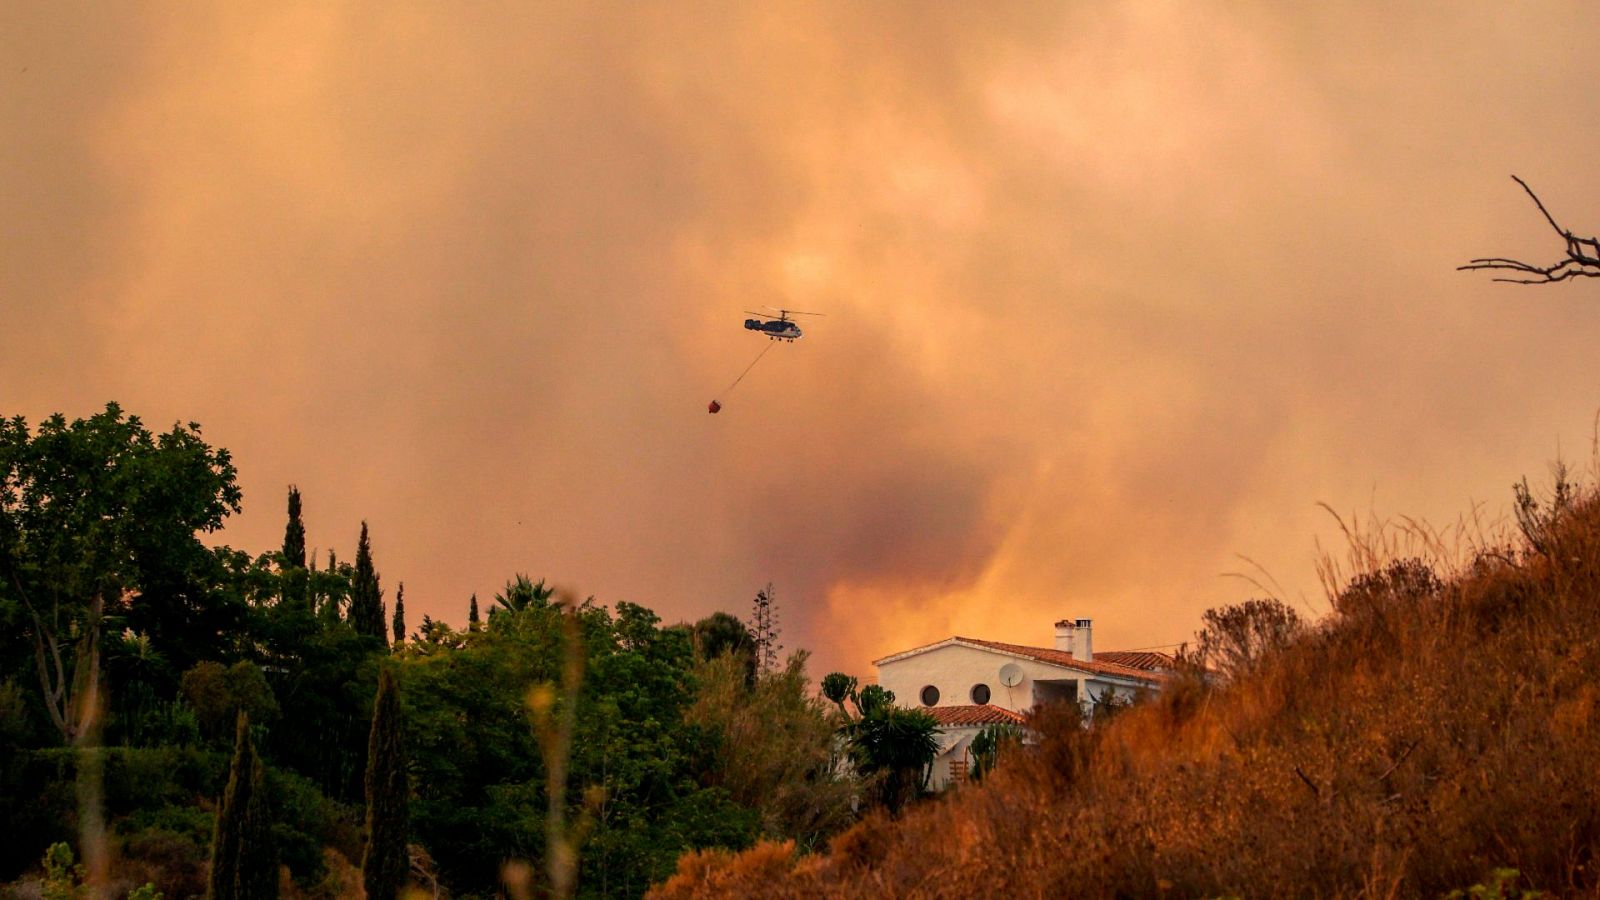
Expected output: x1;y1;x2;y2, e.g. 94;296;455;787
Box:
8;3;1600;675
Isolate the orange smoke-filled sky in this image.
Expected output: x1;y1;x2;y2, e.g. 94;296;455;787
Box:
7;2;1600;677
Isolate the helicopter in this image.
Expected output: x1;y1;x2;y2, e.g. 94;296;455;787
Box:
709;307;825;414
743;307;824;342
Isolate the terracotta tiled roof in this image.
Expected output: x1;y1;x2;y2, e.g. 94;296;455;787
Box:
951;637;1166;684
1091;650;1177;671
924;704;1027;727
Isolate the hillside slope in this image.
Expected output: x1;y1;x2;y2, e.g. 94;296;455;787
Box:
656;484;1600;897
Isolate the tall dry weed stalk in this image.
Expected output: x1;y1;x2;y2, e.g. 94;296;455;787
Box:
516;589;586;900
74;597;107;896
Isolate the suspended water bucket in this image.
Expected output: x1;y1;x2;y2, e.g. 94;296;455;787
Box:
707;400;722;414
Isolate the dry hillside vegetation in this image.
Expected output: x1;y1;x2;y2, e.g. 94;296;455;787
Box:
655;480;1600;898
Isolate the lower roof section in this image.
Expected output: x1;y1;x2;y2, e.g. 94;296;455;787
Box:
923;704;1028;727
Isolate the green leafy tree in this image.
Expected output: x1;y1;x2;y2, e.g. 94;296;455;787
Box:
311;548;353;622
348;523;386;644
691;612;756;684
401;617;543;891
207;712;277;899
104;628;171;746
265;620;376;801
402;586;759;897
467;593;480;631
363;667;409;900
180;660;279;742
227;532;376;801
0;404;241;744
686;650;856;850
215;541;377;802
408;615;462;654
0;678;35;748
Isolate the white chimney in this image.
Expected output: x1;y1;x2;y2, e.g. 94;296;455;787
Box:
1075;618;1093;662
1053;618;1076;654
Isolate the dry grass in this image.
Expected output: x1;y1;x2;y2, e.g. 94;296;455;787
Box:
653;482;1600;898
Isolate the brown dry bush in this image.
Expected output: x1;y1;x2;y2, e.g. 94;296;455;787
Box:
651;480;1600;898
652;840;804;899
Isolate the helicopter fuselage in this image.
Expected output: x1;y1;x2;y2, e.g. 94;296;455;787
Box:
744;318;802;341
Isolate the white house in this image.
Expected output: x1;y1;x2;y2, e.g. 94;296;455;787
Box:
873;618;1171;789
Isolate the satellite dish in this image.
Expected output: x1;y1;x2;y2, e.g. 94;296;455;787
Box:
998;663;1024;687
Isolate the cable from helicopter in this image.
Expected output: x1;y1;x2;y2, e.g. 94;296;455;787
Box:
708;307;824;414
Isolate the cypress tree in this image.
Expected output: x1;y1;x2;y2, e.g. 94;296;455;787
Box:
282;486;306;569
349;522;387;643
362;667;409;900
208;712;277;899
391;583;406;645
468;593;480;631
317;548;343;624
282;487;308;609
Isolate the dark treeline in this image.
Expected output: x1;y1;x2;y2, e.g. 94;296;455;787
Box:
0;404;907;898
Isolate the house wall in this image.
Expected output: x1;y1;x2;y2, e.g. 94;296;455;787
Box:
880;642;1162;792
878;643;1072;713
929;724;982;790
878;642;1158;715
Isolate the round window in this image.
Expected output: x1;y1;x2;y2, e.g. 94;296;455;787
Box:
970;683;991;704
920;685;940;707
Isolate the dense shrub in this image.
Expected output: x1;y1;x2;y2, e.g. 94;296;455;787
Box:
116;807;212;898
0;746;227;877
0;746;357;891
271;766;360;888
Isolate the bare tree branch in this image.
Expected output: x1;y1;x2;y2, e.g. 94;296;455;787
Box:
1375;739;1418;783
1293;765;1321;799
31;626;69;737
1459;175;1600;283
